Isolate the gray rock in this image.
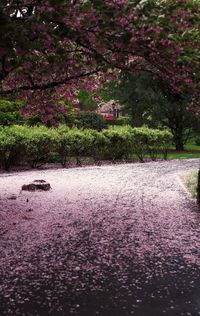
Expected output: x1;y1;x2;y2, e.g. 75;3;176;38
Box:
7;194;17;200
22;180;51;191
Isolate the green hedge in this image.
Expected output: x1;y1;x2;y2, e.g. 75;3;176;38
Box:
113;117;131;126
23;126;58;168
0;125;172;170
0;125;28;170
76;111;107;131
102;126;133;160
131;127;172;162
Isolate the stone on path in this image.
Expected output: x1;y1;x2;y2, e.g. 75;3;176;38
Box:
7;194;17;200
22;180;51;192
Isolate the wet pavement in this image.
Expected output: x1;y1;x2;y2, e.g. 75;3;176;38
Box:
0;159;200;316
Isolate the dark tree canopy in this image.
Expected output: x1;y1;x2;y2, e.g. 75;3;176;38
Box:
0;0;199;120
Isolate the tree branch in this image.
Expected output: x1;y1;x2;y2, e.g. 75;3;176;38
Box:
0;68;101;95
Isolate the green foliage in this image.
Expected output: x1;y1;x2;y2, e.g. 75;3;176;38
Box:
186;171;198;198
101;72;163;127
57;127;95;166
195;136;200;146
77;90;98;111
25;114;43;127
0;99;24;126
23;126;58;168
86;129;108;164
56;126;73;166
0;125;173;170
113;117;131;126
0;125;59;169
76;111;107;131
58;102;79;127
101;72;197;150
130;127;172;162
130;127;149;162
0;125;28;170
185;169;200;206
102;126;133;160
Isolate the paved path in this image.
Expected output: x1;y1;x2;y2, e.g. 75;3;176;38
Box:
0;159;200;316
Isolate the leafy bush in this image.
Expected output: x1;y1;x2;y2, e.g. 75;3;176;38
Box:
113;116;131;126
0;125;28;170
87;130;108;164
56;125;70;134
57;127;94;166
23;126;58;168
157;130;173;159
0;125;59;169
0;129;16;170
0;99;24;126
56;128;72;166
129;127;149;162
129;127;172;162
195;136;200;146
76;111;107;131
102;126;132;160
0;125;173;170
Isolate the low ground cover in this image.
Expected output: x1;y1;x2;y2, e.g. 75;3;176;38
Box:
185;171;198;198
131;138;200;160
167;138;200;159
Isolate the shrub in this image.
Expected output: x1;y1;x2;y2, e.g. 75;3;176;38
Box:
0;125;173;170
56;126;74;166
0;129;16;170
157;130;173;159
0;125;28;170
129;127;149;162
0;99;24;126
76;111;107;131
113;117;131;126
102;126;132;161
23;126;58;168
56;125;70;134
142;128;172;161
87;130;108;164
57;128;94;166
145;129;161;161
195;136;200;146
129;127;172;162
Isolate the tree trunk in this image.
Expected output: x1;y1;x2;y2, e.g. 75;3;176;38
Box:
175;141;184;151
173;126;185;151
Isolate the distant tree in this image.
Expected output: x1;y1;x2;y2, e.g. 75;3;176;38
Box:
77;90;98;112
76;111;106;131
102;72;199;150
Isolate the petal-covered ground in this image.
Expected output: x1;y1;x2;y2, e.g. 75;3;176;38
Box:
0;159;200;316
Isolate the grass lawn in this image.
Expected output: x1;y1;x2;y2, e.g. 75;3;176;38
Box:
167;151;200;159
167;138;200;159
130;148;200;161
135;138;200;160
185;171;198;198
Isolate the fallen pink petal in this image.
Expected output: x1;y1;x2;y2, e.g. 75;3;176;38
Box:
0;159;200;315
